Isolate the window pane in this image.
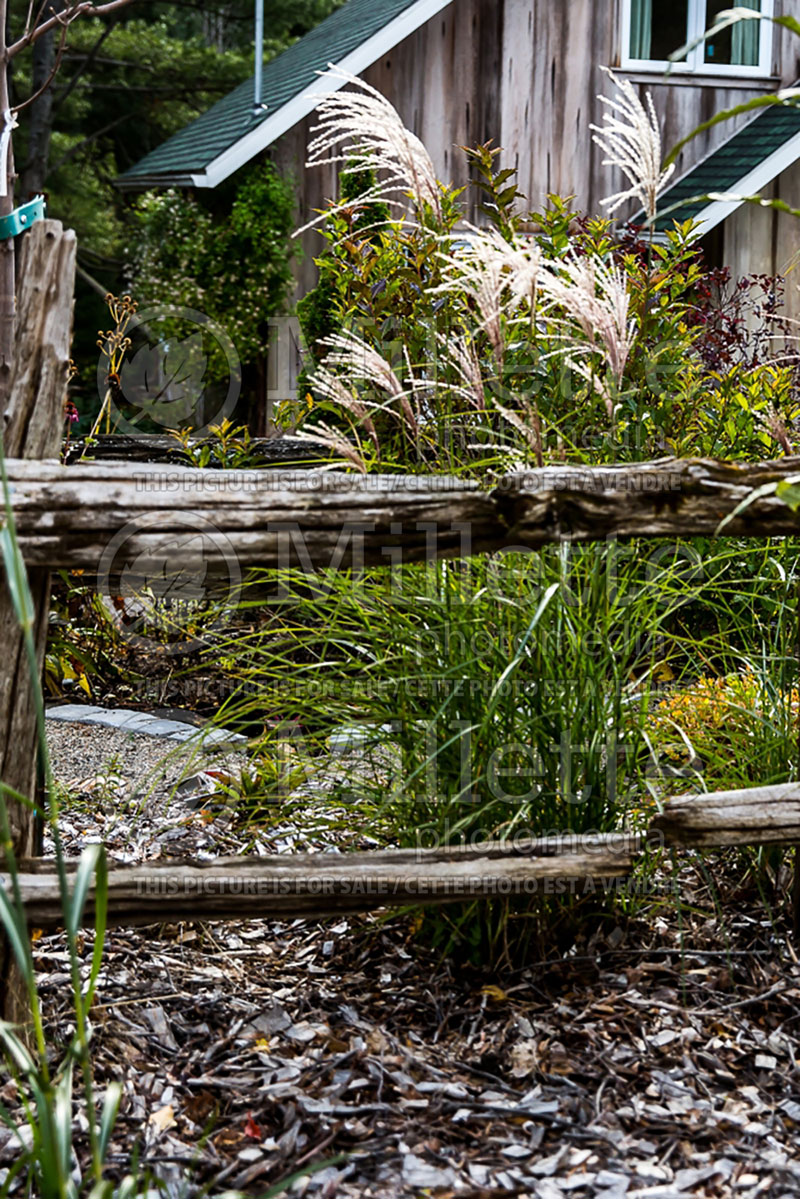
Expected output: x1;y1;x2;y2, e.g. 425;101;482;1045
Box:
705;0;761;65
630;0;690;61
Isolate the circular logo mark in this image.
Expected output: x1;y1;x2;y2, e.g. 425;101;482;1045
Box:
97;306;241;435
96;512;242;655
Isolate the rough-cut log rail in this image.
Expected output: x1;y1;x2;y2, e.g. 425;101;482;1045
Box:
651;782;800;848
499;456;800;545
11;834;638;926
6;455;800;572
12;780;800;926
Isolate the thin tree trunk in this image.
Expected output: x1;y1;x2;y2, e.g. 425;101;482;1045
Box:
19;6;62;198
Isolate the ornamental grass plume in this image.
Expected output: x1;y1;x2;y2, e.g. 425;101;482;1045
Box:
432;226;543;367
300;66;441;228
293;419;369;473
539;255;636;406
436;332;486;410
317;329;419;436
308;363;381;455
590;66;674;220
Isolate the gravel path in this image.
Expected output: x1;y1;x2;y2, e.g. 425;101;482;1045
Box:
47;717;239;801
45;717;246;863
44;713;395;863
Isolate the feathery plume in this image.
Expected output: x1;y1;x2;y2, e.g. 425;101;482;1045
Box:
590;66;674;220
538;255;635;390
300;67;441;229
293;419;369;474
318;329;419;436
493;398;544;460
432;227;543;366
436;332;485;410
308;364;381;456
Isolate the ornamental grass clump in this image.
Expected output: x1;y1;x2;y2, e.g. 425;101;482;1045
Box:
296;67;782;470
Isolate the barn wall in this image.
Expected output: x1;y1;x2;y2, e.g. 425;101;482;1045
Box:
721;158;800;333
273;0;796;303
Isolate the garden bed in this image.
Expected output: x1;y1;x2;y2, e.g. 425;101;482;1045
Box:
8;718;798;1197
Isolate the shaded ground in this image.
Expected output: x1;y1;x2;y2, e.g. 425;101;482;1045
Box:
8;721;800;1197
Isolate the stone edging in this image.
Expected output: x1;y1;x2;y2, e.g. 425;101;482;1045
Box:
45;704;247;746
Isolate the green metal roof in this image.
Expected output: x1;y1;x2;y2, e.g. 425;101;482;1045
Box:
644;102;800;231
120;0;427;185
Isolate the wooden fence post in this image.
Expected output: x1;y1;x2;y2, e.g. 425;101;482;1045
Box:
0;219;76;1022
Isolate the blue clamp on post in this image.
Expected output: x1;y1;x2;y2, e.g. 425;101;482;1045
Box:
0;195;45;241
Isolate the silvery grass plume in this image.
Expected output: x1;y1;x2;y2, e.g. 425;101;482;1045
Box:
590;65;674;221
539;255;635;418
317;329;419;436
298;67;441;233
431;226;543;367
309;363;381;456
436;332;485;410
294;419;369;474
492;397;544;462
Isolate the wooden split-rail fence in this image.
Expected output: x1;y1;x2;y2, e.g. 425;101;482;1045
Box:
4;221;800;1016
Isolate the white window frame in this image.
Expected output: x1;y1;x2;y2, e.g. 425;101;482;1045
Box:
620;0;774;77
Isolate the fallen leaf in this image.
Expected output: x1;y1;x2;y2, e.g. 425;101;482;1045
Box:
243;1113;263;1140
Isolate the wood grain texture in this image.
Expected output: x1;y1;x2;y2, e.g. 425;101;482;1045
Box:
1;221;75;844
12;834;640;926
652;782;800;848
0;220;75;1025
5;455;800;575
3;221;76;459
278;0;791;300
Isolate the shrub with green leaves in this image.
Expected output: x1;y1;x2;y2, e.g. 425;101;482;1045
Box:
128;163;295;388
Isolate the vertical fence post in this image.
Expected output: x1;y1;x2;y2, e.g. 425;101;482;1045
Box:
0;219;76;1022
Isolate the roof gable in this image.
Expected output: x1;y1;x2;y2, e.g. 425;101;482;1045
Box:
640;102;800;236
119;0;454;189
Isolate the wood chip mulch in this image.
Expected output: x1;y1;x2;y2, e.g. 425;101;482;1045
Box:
6;725;800;1197
12;887;800;1199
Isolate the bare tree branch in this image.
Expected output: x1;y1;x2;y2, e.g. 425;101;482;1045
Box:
6;0;138;61
12;18;68;114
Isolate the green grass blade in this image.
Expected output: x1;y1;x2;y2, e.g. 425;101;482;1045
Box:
68;845;102;938
0;887;34;985
83;848;108;1012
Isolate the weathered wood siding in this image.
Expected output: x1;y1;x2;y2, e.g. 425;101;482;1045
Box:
272;0;795;302
720;159;800;327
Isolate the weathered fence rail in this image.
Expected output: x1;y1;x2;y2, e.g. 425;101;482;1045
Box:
63;433;336;467
10;834;641;927
6;455;800;572
7;782;800;927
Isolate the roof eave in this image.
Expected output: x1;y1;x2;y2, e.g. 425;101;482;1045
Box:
116;170;209;192
685;123;800;236
649;105;800;238
117;0;454;191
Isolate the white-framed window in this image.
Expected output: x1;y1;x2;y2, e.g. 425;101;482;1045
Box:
621;0;774;76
